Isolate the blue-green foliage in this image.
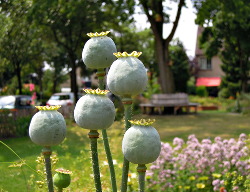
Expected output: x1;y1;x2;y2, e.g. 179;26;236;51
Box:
196;86;208;97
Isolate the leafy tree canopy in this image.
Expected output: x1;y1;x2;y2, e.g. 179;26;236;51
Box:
0;0;38;94
193;0;250;96
170;39;190;93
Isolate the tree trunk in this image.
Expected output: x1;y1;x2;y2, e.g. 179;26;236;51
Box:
140;0;184;94
155;39;175;93
238;40;249;93
240;60;248;93
51;28;78;103
164;45;175;93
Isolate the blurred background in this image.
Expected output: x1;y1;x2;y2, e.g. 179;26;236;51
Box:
0;0;249;137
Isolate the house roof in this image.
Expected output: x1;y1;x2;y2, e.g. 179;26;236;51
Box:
195;26;204;56
196;77;221;87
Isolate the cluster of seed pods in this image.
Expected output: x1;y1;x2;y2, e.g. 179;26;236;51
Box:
28;31;161;192
80;31;161;192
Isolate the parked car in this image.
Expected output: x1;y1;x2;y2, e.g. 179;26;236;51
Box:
0;95;33;110
46;92;84;106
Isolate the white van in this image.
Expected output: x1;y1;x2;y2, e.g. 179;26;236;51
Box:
46;92;83;106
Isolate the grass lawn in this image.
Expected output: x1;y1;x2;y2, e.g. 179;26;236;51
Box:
0;111;249;191
144;111;250;141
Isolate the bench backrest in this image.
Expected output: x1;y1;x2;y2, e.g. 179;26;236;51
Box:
151;93;189;105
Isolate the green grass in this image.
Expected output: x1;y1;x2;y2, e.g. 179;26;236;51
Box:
142;111;250;141
0;112;249;191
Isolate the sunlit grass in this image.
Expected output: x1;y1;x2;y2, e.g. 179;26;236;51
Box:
0;112;249;191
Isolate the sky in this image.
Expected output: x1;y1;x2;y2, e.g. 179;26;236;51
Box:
134;0;198;58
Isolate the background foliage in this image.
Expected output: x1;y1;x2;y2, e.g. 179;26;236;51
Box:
193;0;250;97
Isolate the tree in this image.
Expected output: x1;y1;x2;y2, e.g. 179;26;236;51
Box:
42;68;68;97
29;0;106;103
0;0;35;94
138;0;186;93
193;0;250;97
170;39;190;93
112;27;156;70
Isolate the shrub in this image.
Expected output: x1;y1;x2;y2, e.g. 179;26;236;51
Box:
0;109;34;138
15;115;32;137
147;134;250;192
196;86;208;97
218;88;231;99
189;95;234;108
225;93;250;114
239;94;250;114
0;110;16;138
187;77;196;95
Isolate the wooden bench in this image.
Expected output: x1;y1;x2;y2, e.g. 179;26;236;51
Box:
139;93;199;115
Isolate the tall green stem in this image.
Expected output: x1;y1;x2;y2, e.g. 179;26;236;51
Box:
96;69;106;89
97;69;117;192
137;164;147;192
21;166;29;192
121;98;133;192
42;146;54;192
121;157;130;192
88;130;102;192
102;130;117;192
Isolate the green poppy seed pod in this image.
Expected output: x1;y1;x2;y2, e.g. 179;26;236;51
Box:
122;119;161;164
74;89;116;130
82;31;117;69
53;168;72;189
107;51;148;97
29;106;66;146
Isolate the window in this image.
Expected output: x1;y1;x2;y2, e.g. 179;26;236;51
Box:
198;57;212;70
20;97;31;106
50;95;70;100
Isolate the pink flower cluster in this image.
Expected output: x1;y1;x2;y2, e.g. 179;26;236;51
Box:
147;134;250;191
